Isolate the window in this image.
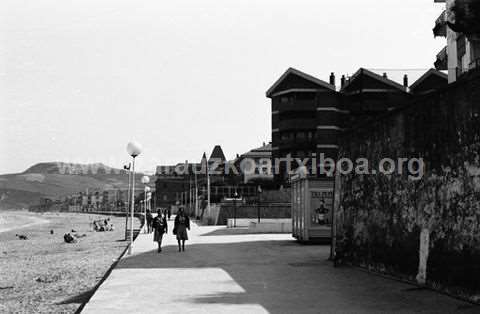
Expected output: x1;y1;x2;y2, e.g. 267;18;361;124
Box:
296;92;315;100
296;132;306;139
280;111;316;120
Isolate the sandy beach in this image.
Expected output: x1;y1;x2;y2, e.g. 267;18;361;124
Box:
0;211;50;234
0;211;140;313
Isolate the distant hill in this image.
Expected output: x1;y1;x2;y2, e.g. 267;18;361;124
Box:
0;162;154;210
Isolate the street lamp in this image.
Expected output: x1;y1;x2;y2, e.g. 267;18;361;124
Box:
233;190;239;228
123;163;131;241
257;186;262;223
126;141;142;255
141;175;150;233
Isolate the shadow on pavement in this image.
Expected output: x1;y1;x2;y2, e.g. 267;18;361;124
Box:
113;236;478;314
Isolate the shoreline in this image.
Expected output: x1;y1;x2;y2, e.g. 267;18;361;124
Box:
0;211;140;313
0;211;50;234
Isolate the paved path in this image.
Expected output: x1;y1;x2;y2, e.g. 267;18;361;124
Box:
82;219;478;314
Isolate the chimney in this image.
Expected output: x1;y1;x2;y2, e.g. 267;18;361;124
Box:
262;142;266;147
403;74;408;88
340;75;346;88
383;72;388;79
329;72;335;87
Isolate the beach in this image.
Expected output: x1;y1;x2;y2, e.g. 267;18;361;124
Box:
0;211;140;313
0;211;50;234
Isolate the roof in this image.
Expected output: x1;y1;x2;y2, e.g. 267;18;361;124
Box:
241;143;272;158
209;145;226;162
266;67;335;97
409;68;448;92
341;68;407;93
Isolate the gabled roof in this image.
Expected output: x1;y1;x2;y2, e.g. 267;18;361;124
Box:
241;143;272;158
209;145;226;162
409;68;448;92
341;68;407;93
266;67;335;97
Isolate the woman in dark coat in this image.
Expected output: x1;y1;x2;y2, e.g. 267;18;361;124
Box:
146;209;153;233
152;209;168;253
174;208;190;252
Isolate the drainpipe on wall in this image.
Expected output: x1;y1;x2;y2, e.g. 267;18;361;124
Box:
330;168;341;261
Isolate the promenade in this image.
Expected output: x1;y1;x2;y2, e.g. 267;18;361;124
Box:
81;219;478;314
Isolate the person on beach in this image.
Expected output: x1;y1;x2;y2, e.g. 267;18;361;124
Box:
173;208;190;252
146;209;153;233
152;209;168;253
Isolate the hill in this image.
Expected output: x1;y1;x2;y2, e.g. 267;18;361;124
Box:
0;162;154;210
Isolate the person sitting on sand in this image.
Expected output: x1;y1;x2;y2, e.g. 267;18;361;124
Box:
63;233;76;243
15;234;28;240
152;209;168;253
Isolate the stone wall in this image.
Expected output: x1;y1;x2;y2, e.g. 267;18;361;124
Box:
336;70;480;293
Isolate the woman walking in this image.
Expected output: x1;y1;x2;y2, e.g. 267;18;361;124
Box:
173;208;190;252
146;209;153;233
152;209;168;253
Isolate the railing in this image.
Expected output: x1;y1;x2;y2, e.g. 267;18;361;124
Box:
469;58;480;71
456;58;480;80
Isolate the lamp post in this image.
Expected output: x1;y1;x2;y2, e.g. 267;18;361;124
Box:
233;190;238;228
257;186;262;223
126;141;142;255
123;163;131;241
141;175;150;234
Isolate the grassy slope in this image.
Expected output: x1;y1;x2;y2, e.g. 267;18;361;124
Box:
0;162;151;210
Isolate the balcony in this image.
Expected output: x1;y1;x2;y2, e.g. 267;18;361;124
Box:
277;99;317;112
277;137;317;150
434;46;448;71
456;58;480;80
433;10;447;37
278;119;317;131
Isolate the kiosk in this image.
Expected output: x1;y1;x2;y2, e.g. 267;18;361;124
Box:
292;175;334;242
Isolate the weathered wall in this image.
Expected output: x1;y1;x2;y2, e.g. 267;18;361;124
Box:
337;70;480;292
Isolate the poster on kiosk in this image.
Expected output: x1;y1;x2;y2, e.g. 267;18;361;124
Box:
292;174;333;242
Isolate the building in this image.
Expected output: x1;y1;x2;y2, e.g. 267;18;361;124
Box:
340;68;411;122
409;68;448;95
154;144;268;212
154;163;191;208
434;0;480;82
266;67;413;185
266;67;340;184
234;142;274;185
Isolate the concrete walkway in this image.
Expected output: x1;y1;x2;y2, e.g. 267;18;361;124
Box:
81;219;478;314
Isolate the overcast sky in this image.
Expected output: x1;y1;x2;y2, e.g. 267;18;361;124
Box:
0;0;445;174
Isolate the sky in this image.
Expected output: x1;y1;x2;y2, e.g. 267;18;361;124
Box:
0;0;446;174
